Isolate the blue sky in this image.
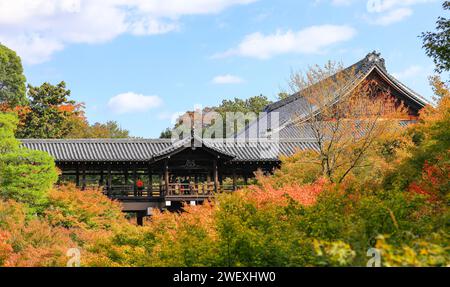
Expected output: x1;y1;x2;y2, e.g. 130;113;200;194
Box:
0;0;445;137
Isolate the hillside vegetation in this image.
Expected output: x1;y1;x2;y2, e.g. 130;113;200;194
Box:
0;77;448;267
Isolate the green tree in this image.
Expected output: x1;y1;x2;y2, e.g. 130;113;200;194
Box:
385;77;450;200
90;121;130;138
161;94;272;138
68;119;130;139
0;113;19;153
0;149;58;208
277;92;290;100
213;95;272;137
159;127;172;139
0;44;27;107
214;94;272;116
421;1;450;73
0;113;58;209
15;81;80;139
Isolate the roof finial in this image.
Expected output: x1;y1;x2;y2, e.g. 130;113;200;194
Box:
365;51;386;71
190;126;196;149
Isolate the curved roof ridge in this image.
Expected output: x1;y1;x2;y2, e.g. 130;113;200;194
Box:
264;51;391;113
19;138;174;143
383;69;431;106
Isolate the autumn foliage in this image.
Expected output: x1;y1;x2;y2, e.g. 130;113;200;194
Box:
0;75;449;267
246;178;326;208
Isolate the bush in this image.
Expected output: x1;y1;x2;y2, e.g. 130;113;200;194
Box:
0;149;58;208
0;112;58;210
0;200;75;267
45;184;125;230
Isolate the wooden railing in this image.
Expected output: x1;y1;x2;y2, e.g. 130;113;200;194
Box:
164;183;215;198
103;185;163;200
102;183;243;200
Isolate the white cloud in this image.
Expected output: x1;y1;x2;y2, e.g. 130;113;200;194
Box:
369;7;413;26
365;0;435;26
313;0;354;6
157;111;185;124
392;65;423;80
131;0;257;18
0;0;258;64
331;0;354;6
107;92;163;114
212;74;244;84
366;0;435;13
213;25;356;59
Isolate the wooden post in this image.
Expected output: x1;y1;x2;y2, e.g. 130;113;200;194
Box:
244;174;248;185
123;168;128;197
136;213;143;226
206;173;211;194
133;165;137;196
232;171;237;191
148;167;153;198
164;160;169;196
107;165;112;196
75;165;80;187
124;168;128;185
159;172;163;195
99;170;104;186
81;166;86;190
213;160;219;193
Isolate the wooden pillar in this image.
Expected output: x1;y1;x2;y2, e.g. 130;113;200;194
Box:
232;171;237;191
124;168;128;185
81;166;86;190
148;167;153;197
213;160;219;192
244;174;248;185
133;165;137;196
75;165;80;187
164;159;169;196
159;172;163;194
206;173;211;193
107;165;112;196
136;213;143;226
99;170;104;186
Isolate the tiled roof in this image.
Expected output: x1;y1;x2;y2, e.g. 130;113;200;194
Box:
243;52;430;139
278;120;415;139
21;139;173;162
20;52;426;163
20;138;318;162
205;139;319;161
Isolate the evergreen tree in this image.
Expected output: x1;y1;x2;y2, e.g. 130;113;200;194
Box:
16;81;80;139
0;113;58;208
0;44;27;107
421;1;450;73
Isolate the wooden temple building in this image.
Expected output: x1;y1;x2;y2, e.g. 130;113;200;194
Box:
21;52;429;223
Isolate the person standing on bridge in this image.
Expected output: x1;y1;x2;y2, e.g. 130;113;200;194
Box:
136;178;144;196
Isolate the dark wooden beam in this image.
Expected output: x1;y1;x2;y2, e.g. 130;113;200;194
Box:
213;159;218;193
148;167;153;198
164;159;169;196
75;165;80;187
81;166;86;190
107;165;112;196
133;165;137;196
124;168;129;185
